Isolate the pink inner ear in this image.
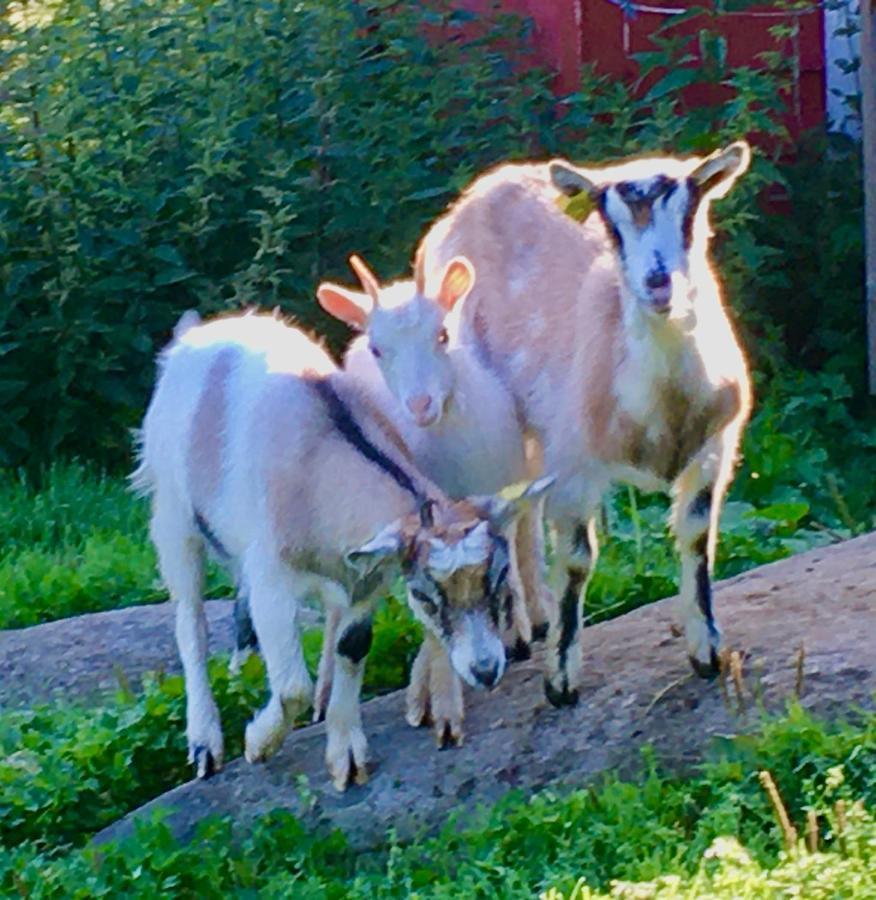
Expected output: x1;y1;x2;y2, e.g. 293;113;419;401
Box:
316;285;371;330
437;260;474;312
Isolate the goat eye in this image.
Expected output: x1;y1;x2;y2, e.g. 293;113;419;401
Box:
412;588;438;615
437;328;448;347
370;345;382;359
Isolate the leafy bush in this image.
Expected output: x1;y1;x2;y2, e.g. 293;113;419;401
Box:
0;0;552;468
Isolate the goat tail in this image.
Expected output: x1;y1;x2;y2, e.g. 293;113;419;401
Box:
173;309;202;340
128;427;154;497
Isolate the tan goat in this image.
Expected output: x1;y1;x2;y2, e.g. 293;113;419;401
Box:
416;143;753;705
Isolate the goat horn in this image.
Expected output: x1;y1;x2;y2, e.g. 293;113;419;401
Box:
349;255;380;304
413;246;426;295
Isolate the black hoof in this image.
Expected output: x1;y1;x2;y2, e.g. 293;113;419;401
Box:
193;745;216;779
507;636;532;663
531;622;549;642
544;677;579;708
437;722;454;750
689;648;721;680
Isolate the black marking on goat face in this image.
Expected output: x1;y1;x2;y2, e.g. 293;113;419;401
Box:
337;617;373;664
557;567;585;668
596;189;624;256
615;176;679;230
412;575;453;640
484;534;511;627
689;488;712;519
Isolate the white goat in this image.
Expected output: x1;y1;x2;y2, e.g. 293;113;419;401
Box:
315;256;551;745
416;143;753;705
134;310;549;790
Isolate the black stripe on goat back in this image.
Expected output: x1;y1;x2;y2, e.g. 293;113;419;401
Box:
311;379;421;500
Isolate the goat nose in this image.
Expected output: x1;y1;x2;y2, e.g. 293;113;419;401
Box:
470;658;500;689
406;394;432;417
646;270;671;290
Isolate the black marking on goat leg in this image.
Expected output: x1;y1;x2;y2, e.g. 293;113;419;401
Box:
531;622;549;642
312;379;427;504
557;567;585;671
194;510;230;560
544;675;579;708
233;594;258;652
337;617;373;664
689;488;712;519
689;647;721;679
193;745;215;779
692;533;708;559
695;559;716;635
508;635;532;663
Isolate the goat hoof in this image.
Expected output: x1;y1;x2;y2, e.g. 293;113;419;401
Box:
689;648;720;680
531;622;549;642
192;745;217;779
544;677;579;708
436;719;463;750
507;636;532;663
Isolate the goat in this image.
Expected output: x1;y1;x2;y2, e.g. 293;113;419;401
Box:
416;143;753;706
133;310;550;789
316;256;552;745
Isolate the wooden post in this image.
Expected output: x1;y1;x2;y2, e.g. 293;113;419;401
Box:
864;0;876;393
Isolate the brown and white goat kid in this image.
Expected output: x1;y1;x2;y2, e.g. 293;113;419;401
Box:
134;311;547;790
316;256;551;746
417;143;753;705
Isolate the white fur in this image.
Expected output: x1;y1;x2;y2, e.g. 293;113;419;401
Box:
136;311;518;789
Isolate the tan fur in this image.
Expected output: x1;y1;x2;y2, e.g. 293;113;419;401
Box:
188;347;235;513
419;162;751;485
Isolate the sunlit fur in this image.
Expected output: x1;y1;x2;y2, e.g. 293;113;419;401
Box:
417;144;752;701
133;310;521;790
319;260;554;741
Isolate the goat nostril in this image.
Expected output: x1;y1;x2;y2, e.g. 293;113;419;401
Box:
406;394;432;416
646;271;671;290
471;659;499;688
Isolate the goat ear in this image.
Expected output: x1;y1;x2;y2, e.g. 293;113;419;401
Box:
345;522;403;576
436;257;475;312
317;283;373;331
550;162;598;198
690;141;751;199
478;475;556;531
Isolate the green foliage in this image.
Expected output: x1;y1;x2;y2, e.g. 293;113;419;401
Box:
0;462;237;628
0;0;552;469
1;705;874;897
0;658;265;848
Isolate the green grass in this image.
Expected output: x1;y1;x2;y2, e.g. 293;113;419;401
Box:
1;704;873;897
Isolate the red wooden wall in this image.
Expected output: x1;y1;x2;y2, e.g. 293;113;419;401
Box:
454;0;826;136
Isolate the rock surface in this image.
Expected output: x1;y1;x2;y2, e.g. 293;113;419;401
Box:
0;600;321;707
88;534;876;850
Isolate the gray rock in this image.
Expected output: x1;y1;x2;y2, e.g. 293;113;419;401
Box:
89;533;876;850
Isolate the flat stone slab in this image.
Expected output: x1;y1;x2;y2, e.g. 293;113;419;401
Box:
0;600;321;708
94;533;876;850
0;600;236;708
